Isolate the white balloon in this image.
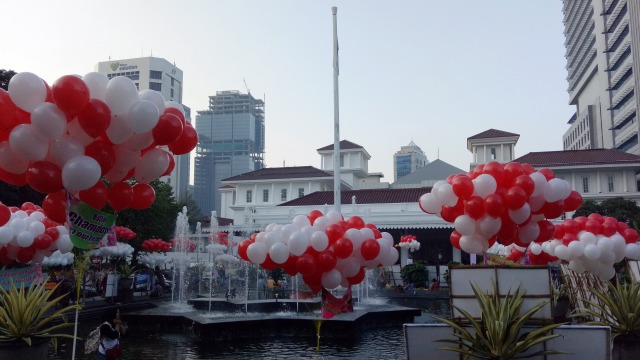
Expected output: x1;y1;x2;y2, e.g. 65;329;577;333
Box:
288;231;309;256
578;231;597;246
530;172;547;196
0;227;14;245
27;221;45;236
16;230;35;247
472;174;497;199
106;113;134;144
381;246;399;266
325;210;343;223
436;183;458;207
281;224;299;239
454;215;477;236
66;118;95;146
0;141;29;174
336;258;359;277
31;102;67;140
165;101;185;116
529;243;543;255
583;244;601;260
62;155;101;191
10;218;27;233
138;89;166;113
134;148;169;183
83;72;110;101
247;242;267;264
459;235;485;255
544;178;569;203
555;245;570;260
312;216;331;231
360;227;375;240
292;215;311;228
310;231;329;252
57;235;74;253
8;72;46;112
321;269;343;290
105;76;139;116
48;135;85;168
508;203;531;225
478;216;501;237
9;124;49;161
567;241;584;259
518;221;540;244
419;193;443;214
269;242;289;264
129;100;160;134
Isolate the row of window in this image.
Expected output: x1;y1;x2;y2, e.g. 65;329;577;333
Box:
579;175;616;193
245;188;306;203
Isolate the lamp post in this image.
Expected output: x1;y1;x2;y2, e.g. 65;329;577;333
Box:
436;251;442;284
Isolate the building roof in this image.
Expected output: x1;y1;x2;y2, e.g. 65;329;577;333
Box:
221;166;332;182
393;159;466;185
514;149;640;167
279;187;431;206
468;129;520;140
317;140;364;151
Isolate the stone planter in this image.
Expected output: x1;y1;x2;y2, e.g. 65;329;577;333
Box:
613;335;640;359
0;337;50;360
551;297;570;320
118;276;135;302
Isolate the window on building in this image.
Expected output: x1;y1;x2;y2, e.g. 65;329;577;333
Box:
582;177;589;193
263;189;269;202
170;88;174;98
340;154;344;167
246;190;252;203
171;77;174;86
490;148;496;160
149;82;162;91
281;189;287;201
608;175;615;192
298;188;305;198
150;70;162;80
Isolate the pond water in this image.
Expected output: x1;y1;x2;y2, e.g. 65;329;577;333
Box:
50;298;450;360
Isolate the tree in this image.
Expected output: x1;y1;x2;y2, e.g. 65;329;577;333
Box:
0;69;17;90
113;180;182;249
573;197;640;230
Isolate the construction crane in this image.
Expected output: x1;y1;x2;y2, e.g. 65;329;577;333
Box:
243;78;250;95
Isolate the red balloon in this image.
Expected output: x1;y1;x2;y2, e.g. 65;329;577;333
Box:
333;237;353;259
600;221;617;237
450;231;462;250
360;238;380;261
512;175;535;196
543;200;565;219
283;255;299;276
505;187;527;210
26;161;64;193
563;191;583;212
483;161;506;187
452;175;474;200
79;180;108;210
538;168;555;181
43;218;61;231
77;99;111;137
0;167;27;186
164;107;186;126
317;251;337;272
42;191;68;224
107;182;133;211
261;254;277;271
623;228;639;244
347;216;365;229
521;163;536;175
497;220;518;244
587;213;604;223
297;254;317;276
440;205;459;223
153;113;184;145
563;219;580;236
52;75;90;117
162;154;176;176
0;89;20;141
131;183;156;210
0;204;11;227
307;210;323;225
336;220;350;232
16;246;36;264
347;267;366;285
484;193;505;218
562;233;577;246
617;222;630;233
471;164;485;179
536;220;556;242
464;196;485;220
168;124;198;155
85;139;115;175
34;234;53;250
325;223;345;244
553;224;565;239
584;219;601;234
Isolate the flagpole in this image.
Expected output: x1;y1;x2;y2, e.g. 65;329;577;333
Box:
332;6;341;213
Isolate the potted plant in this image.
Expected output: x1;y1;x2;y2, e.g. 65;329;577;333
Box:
550;282;571;321
0;279;78;360
116;263;138;301
437;282;567;359
400;261;428;288
571;281;640;358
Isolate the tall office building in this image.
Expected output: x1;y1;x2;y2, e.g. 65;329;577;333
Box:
561;0;640;155
194;91;265;215
95;57;191;203
393;141;428;181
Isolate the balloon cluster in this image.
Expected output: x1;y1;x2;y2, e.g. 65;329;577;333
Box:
42;250;75;267
115;226;136;241
141;238;171;252
170;238;196;252
206;243;227;255
530;214;640;280
91;241;134;259
0;71;198;215
216;253;240;265
419;161;582;255
137;251;171;267
237;210;399;292
0;202;74;265
398;235;420;252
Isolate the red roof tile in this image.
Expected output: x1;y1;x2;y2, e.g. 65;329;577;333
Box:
222;166;332;182
279;188;431;206
513;149;640;167
468;129;519;140
317;140;364;151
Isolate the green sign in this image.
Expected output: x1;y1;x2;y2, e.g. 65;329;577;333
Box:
68;200;115;250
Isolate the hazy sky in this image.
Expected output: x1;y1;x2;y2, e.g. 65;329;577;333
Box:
2;0;573;182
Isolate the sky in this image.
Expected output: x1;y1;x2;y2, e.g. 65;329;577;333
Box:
2;0;574;183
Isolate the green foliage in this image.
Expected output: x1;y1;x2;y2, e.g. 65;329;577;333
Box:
113;180;182;247
0;279;78;348
0;69;17;90
400;261;428;288
117;264;138;277
571;281;640;339
437;282;567;359
573;197;640;230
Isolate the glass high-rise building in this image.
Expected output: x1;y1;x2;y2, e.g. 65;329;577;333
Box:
393;141;428;181
194;91;265;215
561;0;640;154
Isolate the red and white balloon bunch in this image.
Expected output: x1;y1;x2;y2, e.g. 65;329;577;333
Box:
237;210;399;292
0;202;74;266
141;238;172;253
531;214;640;280
419;161;583;255
0;71;198;215
398;235;420;252
138;240;172;267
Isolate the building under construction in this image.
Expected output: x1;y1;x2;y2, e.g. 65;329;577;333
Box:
194;91;265;215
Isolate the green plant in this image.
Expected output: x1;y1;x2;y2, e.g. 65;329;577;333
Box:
551;283;570;306
437;282;567;359
400;261;427;288
571;281;640;339
0;279;78;349
117;264;138;278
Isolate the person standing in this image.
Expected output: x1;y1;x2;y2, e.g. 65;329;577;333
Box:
97;308;124;359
